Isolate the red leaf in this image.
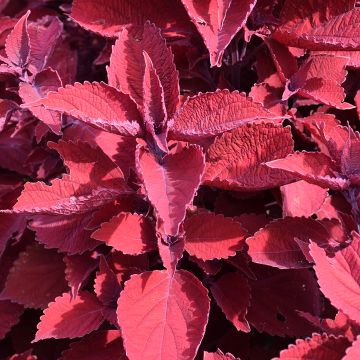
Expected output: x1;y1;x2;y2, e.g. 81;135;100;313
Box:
34;291;104;341
30;213;100;254
71;0;190;38
204;349;240;360
0;300;23;340
64;253;98;298
280;180;328;217
117;270;210;360
13;141;129;214
137;145;205;236
107;22;178;119
27;15;63;74
5;11;30;67
310;232;360;324
28;82;142;136
19;68;63;134
247;268;321;337
210;271;250;332
274;333;350;360
0;244;68;309
184;213;247;260
60;330;127;360
266;152;349;190
203;123;294;191
343;335;360;360
180;0;257;66
92;212;156;255
170;90;281;141
246;217;338;269
94;256;121;307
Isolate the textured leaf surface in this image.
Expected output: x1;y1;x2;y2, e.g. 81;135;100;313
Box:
310;233;360;323
210;271;250;332
71;0;190;37
19;68;63;134
29;82;141;136
5;11;30;67
181;0;257;66
137;145;205;236
13;141;129;214
204;123;294;191
266;152;348;190
0;244;68;309
246;217;334;269
108;22;178;119
184;213;247;260
170;90;280;141
61;330;127;360
35;291;104;341
92;212;156;255
274;333;350;360
117;270;210;360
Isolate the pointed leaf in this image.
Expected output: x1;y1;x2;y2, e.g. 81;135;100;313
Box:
108;22;178;119
27;82;142;136
180;0;257;66
117;270;210;360
246;217;335;269
204;350;240;360
34;291;104;341
204;123;294;191
5;11;30;67
266;152;349;190
184;213;247;260
210;271;250;332
137;145;205;236
170;90;281;141
92;212;156;255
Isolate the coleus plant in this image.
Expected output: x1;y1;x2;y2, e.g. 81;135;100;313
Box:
1;0;360;359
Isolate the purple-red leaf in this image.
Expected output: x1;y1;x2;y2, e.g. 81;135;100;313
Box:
117;270;210;360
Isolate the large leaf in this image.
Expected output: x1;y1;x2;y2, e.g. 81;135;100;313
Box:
117;270;210;360
27;82;142;136
180;0;257;66
137;145;205;236
310;232;360;324
34;291;104;341
170;90;281;141
204;123;294;191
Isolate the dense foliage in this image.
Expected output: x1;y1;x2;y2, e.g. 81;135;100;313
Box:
1;0;360;359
